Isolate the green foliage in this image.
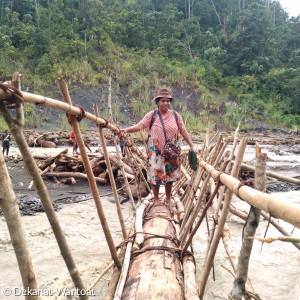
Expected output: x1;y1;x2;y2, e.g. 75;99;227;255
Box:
80;120;88;133
181;112;206;132
0;117;9;131
23;103;42;128
58;114;70;131
0;0;299;129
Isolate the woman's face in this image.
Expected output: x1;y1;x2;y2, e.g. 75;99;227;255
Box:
157;97;171;113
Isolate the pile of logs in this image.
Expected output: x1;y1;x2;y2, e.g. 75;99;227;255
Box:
245;132;300;145
23;129;116;148
31;148;148;198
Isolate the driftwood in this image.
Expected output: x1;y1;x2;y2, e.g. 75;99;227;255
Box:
43;171;107;183
38;148;68;170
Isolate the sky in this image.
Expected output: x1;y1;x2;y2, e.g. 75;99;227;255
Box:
278;0;300;17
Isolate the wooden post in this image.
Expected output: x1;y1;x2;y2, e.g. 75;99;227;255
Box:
0;151;40;300
93;104;127;239
58;78;121;269
198;137;248;299
231;143;267;299
108;76;113;121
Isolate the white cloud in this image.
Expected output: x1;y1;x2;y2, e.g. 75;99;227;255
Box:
278;0;300;17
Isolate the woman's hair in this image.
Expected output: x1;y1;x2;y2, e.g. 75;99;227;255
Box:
155;97;172;105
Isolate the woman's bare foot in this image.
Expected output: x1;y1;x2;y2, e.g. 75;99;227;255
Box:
165;198;175;210
153;199;163;207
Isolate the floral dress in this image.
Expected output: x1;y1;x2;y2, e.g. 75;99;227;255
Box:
139;109;188;186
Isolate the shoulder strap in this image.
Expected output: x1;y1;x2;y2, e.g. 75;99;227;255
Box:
172;110;178;126
149;109;158;130
157;110;168;143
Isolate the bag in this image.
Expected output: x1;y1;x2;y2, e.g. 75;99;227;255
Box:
157;110;180;162
188;150;198;171
163;141;181;162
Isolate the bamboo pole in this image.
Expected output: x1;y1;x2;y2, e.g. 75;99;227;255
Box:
209;134;222;164
212;136;231;168
181;160;229;254
134;114;147;150
229;203;300;251
104;246;127;300
57;78;121;269
198;137;248;299
180;173;211;246
126;146;151;194
232;143;267;299
222;226;256;300
135;200;151;245
180;167;204;232
0;103;88;299
0;151;40;300
94;104;127;239
113;135;136;210
182;254;200;300
197;160;300;229
113;241;133;300
0;87;120;133
241;162;300;185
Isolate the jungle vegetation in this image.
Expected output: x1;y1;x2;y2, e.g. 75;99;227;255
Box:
0;0;300;130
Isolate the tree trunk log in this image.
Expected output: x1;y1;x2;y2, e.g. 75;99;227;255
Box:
43;171;107;183
122;205;184;299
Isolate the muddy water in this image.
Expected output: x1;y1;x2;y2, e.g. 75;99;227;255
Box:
0;143;300;299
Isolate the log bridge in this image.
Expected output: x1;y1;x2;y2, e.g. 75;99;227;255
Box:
0;74;300;300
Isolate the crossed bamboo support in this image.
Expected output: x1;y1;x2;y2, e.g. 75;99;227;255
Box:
57;78;122;270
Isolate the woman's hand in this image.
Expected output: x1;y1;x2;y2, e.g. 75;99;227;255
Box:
120;128;128;136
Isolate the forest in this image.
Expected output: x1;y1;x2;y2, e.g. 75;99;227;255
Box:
0;0;300;130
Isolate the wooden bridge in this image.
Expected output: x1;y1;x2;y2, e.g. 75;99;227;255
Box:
0;74;300;300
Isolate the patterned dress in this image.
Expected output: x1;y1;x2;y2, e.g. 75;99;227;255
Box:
139;109;188;185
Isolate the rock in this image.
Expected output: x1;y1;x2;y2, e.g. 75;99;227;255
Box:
290;145;300;154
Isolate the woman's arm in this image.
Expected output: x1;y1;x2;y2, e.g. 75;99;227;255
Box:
181;130;195;151
121;123;142;134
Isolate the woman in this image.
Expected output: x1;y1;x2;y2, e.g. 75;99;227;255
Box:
121;88;194;207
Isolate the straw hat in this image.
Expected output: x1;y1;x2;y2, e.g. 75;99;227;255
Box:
154;88;173;102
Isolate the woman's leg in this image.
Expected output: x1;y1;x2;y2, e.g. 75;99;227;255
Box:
165;182;173;205
152;184;160;203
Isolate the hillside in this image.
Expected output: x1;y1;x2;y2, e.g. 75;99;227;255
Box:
1;0;300;131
